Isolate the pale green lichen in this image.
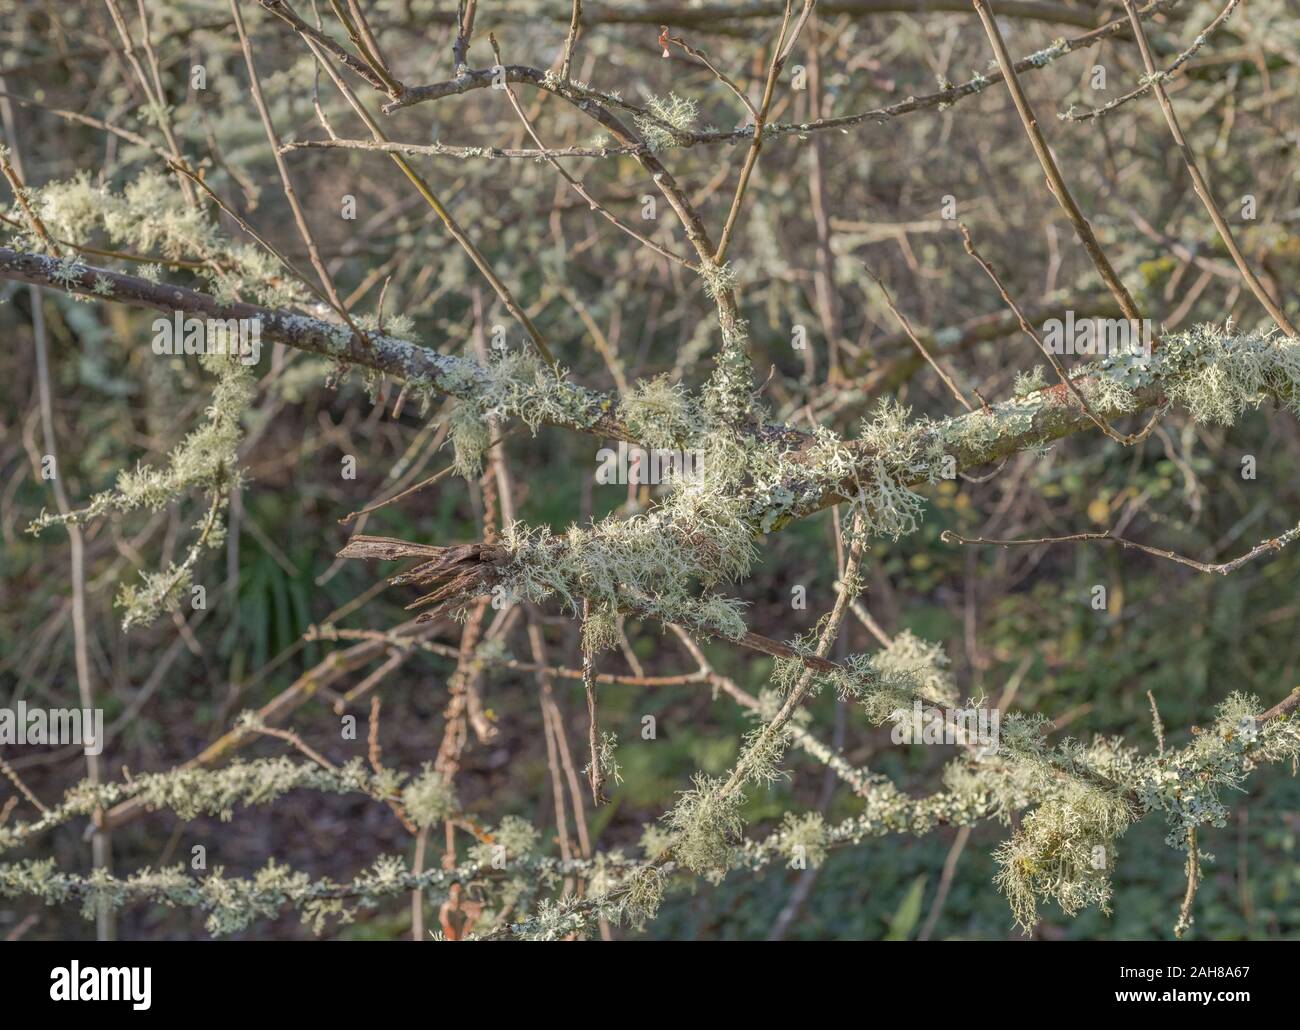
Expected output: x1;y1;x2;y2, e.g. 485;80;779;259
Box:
1013;365;1048;397
1152;324;1300;424
1135;693;1300;848
634;93;697;152
116;562;194;629
873;629;960;707
30;354;251;534
850;399;947;539
993;776;1133;930
584;731;624;787
469;815;540;867
580;602;621;655
11;171;308;310
619;375;701;450
29;351;251;630
441;350;607;479
777;812;830;869
400;764;458;828
0;756;410;854
983;688;1300;931
495;428;761;639
447;398;493;479
699;260;740;302
661;773;746;877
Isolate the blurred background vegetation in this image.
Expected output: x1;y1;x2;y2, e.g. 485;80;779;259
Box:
1;0;1298;939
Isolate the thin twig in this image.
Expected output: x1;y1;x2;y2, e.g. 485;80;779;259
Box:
3;97;112;939
229;0;371;347
1120;0;1297;336
864;265;972;411
713;1;815;265
298;31;559;369
1148;690;1166;756
1174;826;1200;938
580;599;606;804
970;0;1144;326
958;224;1157;446
338;430;515;526
941;519;1300;575
0;151;59;255
559;0;583;82
281;137;636;160
661;27;757;118
453;0;478;74
487;34;696;271
0;755;49;814
102;0;196;205
1064;0;1239;123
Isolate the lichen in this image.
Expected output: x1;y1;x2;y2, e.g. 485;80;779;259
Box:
634;93;697;152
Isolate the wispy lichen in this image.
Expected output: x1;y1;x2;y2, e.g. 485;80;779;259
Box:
634;93;697;152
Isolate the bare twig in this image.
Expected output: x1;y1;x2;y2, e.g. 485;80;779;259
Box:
1064;0;1239;123
580;600;606;804
941;519;1300;575
559;1;583;82
338;430;515;526
487;34;696;271
453;0;478;74
971;0;1144;326
864;265;972;411
958;224;1157;446
2;98;112;939
296;30;559;369
229;0;371;346
713;1;815;265
0;755;49;814
1174;826;1200;938
1120;0;1297;336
